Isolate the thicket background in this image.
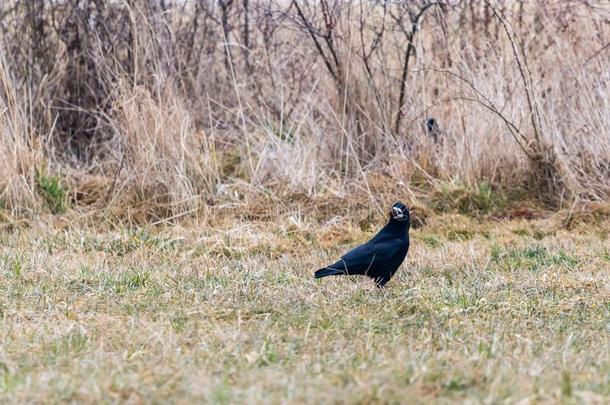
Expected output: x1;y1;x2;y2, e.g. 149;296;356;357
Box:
1;0;609;223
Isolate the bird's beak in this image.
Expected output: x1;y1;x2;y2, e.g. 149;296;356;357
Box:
391;207;404;219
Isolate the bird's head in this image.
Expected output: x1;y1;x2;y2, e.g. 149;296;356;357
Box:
389;202;409;222
424;117;440;143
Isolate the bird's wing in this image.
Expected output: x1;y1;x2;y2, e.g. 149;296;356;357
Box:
327;240;398;275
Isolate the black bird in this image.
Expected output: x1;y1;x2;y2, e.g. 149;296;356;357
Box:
314;202;410;287
424;117;441;143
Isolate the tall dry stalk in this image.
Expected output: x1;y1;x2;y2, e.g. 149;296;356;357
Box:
104;83;219;220
0;53;44;215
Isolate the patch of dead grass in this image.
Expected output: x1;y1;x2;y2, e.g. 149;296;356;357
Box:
0;214;608;403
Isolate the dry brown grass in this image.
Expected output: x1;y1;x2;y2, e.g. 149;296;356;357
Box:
0;1;608;219
0;54;43;215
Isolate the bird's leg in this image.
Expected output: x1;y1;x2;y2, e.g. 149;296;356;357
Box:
374;277;388;288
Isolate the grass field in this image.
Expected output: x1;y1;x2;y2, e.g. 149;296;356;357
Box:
1;1;609;403
1;212;608;403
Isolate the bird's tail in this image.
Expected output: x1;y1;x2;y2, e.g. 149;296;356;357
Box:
314;268;346;278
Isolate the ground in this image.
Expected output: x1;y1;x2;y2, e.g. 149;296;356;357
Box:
0;212;609;403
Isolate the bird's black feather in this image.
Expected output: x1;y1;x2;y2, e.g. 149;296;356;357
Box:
315;202;410;287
